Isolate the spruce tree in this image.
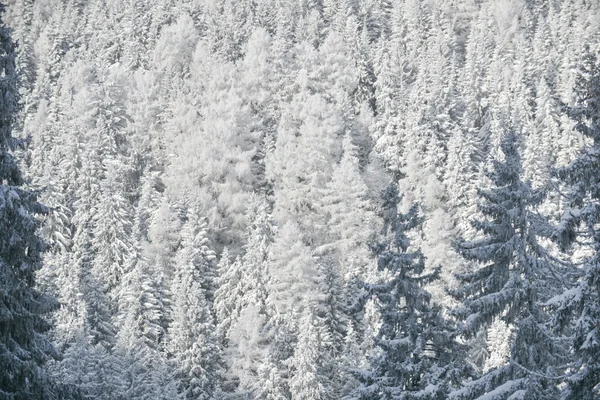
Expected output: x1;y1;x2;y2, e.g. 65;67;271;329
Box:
0;5;58;397
450;130;569;400
289;307;329;400
553;48;600;400
350;184;467;400
255;355;287;400
168;211;222;399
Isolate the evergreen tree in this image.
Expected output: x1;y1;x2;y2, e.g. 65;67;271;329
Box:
69;149;115;351
167;210;222;399
350;184;467;400
450;130;569;400
138;199;180;349
115;313;179;400
267;221;321;316
289;307;330;400
255;355;287;400
0;6;58;397
92;159;133;298
238;196;273;316
53;332;126;400
553;48;600;400
319;134;377;281
214;249;244;345
221;198;273;395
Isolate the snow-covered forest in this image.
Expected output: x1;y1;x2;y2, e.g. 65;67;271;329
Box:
1;0;600;398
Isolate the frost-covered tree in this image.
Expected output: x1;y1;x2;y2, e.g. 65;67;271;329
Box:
266;75;344;243
553;48;600;400
123;199;180;350
219;198;273;395
92;159;133;298
168;210;221;399
115;313;179;400
53;332;126;400
350;184;468;400
319;134;377;280
239;196;273;313
255;355;287;400
0;6;59;397
266;33;357;244
214;249;244;345
450;129;570;400
164;38;260;250
267;220;321;315
289;307;330;400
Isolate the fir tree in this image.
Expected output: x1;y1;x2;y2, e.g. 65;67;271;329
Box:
255;355;287;400
553;48;600;400
289;307;329;400
167;211;222;399
350;184;467;400
0;6;58;397
214;249;244;345
450;130;569;400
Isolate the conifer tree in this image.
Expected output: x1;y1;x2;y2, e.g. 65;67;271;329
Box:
319;134;377;280
214;250;245;345
69;151;115;351
168;213;222;399
553;48;600;400
0;6;58;397
289;307;330;400
115;313;179;400
450;130;569;400
255;355;287;400
221;198;273;395
350;184;467;400
239;197;273;313
267;221;321;315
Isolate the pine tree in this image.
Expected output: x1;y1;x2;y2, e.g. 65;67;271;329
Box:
553;48;600;400
221;198;273;395
289;307;329;400
167;210;222;399
115;313;179;400
267;220;321;316
350;184;467;400
255;355;287;400
319;134;377;281
214;249;244;345
450;130;570;400
0;6;58;397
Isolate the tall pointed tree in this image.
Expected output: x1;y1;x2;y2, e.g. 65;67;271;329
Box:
0;6;58;397
350;184;468;400
553;48;600;400
450;129;570;400
289;307;330;400
167;209;222;399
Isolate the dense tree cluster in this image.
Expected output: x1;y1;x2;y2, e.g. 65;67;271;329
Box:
0;4;57;398
2;0;600;398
